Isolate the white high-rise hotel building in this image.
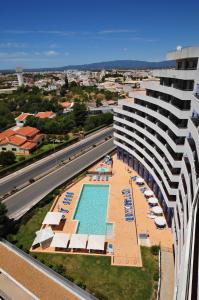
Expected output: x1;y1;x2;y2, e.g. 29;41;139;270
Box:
113;47;199;299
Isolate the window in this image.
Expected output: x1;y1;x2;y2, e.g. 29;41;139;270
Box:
12;148;17;151
2;147;6;151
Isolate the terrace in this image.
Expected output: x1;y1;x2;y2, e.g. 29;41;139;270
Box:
30;154;173;267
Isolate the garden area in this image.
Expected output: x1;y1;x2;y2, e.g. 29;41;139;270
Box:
7;189;159;300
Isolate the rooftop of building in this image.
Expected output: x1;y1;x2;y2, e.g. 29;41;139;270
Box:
35;111;55;119
167;46;199;60
15;113;32;122
15;126;40;138
0;241;84;300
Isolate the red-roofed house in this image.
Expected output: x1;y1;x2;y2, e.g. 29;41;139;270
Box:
15;113;33;127
35;111;56;119
15;111;56;127
0;126;46;155
15;126;40;138
59;102;73;113
0;129;15;140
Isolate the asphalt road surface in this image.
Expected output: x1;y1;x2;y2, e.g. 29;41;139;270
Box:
0;127;113;197
4;139;115;219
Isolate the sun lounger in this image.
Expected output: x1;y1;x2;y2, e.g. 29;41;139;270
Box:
125;213;134;217
106;175;109;181
60;208;69;213
125;209;132;212
93;175;97;181
63;201;71;205
125;203;132;206
126;217;134;221
101;175;105;181
131;176;137;181
122;188;130;193
107;243;113;254
89;175;92;181
66;192;74;195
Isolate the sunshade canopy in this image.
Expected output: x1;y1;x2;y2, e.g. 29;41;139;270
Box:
144;190;154;197
87;235;105;251
68;234;88;249
50;233;70;248
155;217;166;226
42;212;63;225
152;206;163;214
148;197;159;205
136;177;144;184
32;227;54;246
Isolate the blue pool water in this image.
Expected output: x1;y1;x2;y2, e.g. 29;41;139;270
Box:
96;167;109;173
74;184;110;235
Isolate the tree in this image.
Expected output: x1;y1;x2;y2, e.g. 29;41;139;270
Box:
0;102;15;131
64;76;69;89
69;81;78;88
72;99;88;127
0;151;16;166
0;202;9;237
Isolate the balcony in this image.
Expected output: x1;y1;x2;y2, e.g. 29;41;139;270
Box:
153;69;198;80
141;80;193;101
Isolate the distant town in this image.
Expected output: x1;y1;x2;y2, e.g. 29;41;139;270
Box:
0;67;155;164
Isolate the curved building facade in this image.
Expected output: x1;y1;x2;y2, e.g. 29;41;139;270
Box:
113;47;199;300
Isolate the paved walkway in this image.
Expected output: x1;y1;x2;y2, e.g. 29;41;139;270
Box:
160;250;174;300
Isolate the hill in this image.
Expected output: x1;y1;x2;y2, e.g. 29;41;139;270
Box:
1;59;175;73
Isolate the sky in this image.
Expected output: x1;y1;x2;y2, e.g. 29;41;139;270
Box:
0;0;199;69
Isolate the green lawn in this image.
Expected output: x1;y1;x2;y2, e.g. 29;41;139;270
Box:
8;194;158;300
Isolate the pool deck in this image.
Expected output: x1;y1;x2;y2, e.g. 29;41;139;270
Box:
31;154;173;267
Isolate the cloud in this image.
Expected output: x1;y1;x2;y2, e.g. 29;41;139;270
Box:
0;52;28;58
99;29;137;34
44;50;59;57
65;52;69;56
0;42;26;48
0;30;77;36
129;37;159;42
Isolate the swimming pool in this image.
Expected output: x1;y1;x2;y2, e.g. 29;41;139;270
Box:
74;184;110;235
96;167;109;173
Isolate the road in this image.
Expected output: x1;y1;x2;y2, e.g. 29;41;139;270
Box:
0;127;113;197
3;139;115;219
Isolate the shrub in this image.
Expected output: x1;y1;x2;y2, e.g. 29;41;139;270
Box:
18;156;26;162
151;245;160;256
153;270;159;281
74;280;86;289
93;291;108;300
66;275;74;282
53;264;66;275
